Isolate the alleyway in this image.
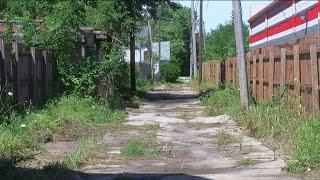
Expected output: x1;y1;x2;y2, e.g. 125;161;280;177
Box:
77;80;299;180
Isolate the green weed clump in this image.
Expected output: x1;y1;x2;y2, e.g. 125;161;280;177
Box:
121;138;161;158
202;87;320;172
215;130;233;147
0;95;125;166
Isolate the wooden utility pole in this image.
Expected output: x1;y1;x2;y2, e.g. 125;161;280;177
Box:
147;9;154;81
189;30;193;78
191;0;197;77
232;0;249;109
158;2;163;65
130;31;136;91
199;0;204;83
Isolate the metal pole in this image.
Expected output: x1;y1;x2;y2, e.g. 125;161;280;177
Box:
232;0;249;109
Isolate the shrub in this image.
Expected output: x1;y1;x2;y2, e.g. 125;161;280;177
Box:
160;62;181;83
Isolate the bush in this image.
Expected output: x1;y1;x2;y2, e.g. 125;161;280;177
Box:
160;63;181;83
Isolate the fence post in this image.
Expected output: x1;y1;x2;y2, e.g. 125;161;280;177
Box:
280;48;286;86
252;54;257;99
293;44;300;98
259;54;264;101
310;44;319;112
269;49;274;99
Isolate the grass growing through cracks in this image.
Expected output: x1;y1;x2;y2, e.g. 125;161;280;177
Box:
121;138;162;158
215;130;234;147
201;87;320;173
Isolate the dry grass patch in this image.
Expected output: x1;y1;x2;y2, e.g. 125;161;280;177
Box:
214;130;235;147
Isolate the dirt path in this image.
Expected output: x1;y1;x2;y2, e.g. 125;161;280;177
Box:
77;81;300;180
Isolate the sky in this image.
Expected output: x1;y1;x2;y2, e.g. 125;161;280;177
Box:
175;0;272;32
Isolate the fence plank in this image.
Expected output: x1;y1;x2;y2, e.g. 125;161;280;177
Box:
269;50;274;99
252;54;257;99
0;40;5;89
232;58;236;86
310;44;319;112
259;54;264;101
280;48;286;86
293;45;300;98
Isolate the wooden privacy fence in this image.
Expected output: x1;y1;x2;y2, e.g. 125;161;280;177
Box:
225;34;320;112
201;60;224;86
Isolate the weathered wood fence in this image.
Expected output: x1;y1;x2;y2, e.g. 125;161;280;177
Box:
0;26;112;104
0;39;56;104
201;60;224;86
202;34;320;112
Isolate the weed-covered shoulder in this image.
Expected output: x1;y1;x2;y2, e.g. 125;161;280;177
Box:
0;95;125;168
201;87;320;173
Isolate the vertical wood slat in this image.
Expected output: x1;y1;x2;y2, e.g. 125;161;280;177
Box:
252;54;257;99
0;40;5;89
310;44;319;112
259;54;264;101
269;50;274;99
227;60;230;85
280;48;286;86
293;45;300;98
12;42;19;103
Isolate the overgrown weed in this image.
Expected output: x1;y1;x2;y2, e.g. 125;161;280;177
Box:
0;95;125;171
202;86;320;172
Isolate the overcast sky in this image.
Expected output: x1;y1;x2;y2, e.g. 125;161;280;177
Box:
175;0;272;32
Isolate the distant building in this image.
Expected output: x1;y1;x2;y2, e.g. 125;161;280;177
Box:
124;41;171;63
248;0;319;50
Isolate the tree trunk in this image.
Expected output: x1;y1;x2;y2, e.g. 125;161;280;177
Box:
232;0;249;110
130;31;136;92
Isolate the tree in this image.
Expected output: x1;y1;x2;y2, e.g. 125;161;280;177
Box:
204;17;249;61
151;3;191;76
0;0;164;94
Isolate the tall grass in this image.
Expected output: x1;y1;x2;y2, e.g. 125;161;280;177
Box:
0;95;125;164
202;87;320;172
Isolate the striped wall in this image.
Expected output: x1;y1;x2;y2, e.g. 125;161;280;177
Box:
249;0;319;50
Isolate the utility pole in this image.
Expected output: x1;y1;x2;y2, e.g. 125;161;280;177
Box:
199;0;203;84
191;0;197;78
147;8;154;81
189;29;193;78
232;0;249;109
158;1;163;66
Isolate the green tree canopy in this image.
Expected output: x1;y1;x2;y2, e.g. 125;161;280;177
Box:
151;3;191;76
204;18;249;61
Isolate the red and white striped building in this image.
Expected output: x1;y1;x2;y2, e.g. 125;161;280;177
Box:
249;0;320;50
